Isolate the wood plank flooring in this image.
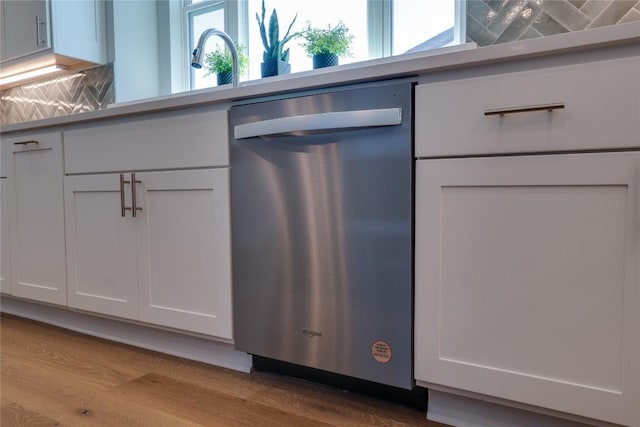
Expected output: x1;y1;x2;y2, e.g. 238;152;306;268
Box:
1;314;448;426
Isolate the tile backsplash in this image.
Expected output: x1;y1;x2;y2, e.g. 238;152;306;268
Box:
0;64;114;126
466;0;640;46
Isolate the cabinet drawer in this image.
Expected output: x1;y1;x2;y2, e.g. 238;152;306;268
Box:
3;131;62;176
3;131;62;168
416;56;640;157
64;108;228;174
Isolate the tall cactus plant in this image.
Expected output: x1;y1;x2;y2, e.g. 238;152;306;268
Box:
256;0;297;63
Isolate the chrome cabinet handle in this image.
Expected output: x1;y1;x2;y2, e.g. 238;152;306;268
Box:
120;174;131;217
13;140;39;146
36;16;46;46
131;173;142;217
484;103;565;116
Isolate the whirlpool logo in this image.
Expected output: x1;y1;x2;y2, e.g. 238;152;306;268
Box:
301;328;322;338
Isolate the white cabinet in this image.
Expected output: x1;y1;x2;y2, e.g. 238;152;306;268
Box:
64;109;228;174
1;138;8;294
414;152;640;426
3;132;67;305
414;54;640;426
64;169;232;338
0;0;106;75
63;108;232;338
64;174;138;319
1;178;9;295
136;169;231;338
416;56;640;157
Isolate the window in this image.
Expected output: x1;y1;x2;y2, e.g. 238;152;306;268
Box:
185;0;227;89
184;0;461;90
247;0;368;79
392;0;457;54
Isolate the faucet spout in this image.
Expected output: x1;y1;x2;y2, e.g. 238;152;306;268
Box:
191;28;239;88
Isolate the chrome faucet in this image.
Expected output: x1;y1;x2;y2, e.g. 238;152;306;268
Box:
191;28;239;88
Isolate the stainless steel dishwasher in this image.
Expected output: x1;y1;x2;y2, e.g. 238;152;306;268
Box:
230;80;413;389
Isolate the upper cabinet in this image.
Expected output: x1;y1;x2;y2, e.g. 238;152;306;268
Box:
0;0;106;84
1;0;49;61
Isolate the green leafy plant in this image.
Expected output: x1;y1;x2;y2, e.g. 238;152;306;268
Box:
300;21;353;57
256;0;297;63
203;44;249;77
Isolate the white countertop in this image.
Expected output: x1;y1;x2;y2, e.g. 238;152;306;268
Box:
2;22;638;134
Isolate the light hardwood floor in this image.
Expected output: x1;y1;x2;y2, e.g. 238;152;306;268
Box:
1;314;448;426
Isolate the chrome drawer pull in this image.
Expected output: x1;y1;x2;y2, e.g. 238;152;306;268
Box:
13;140;39;146
120;174;131;217
484;103;565;116
36;16;46;46
131;173;142;217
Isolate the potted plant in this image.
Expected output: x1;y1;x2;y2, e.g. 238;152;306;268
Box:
300;21;353;69
256;0;297;77
203;44;249;86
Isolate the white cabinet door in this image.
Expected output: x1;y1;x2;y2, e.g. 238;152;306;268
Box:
136;169;232;338
50;0;105;64
415;152;639;427
6;132;67;305
64;174;138;319
1;0;48;62
1;178;10;295
63;169;233;338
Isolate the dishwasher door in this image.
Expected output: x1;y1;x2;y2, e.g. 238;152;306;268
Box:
230;81;413;389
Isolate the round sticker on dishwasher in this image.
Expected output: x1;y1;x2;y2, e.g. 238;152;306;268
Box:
371;340;392;364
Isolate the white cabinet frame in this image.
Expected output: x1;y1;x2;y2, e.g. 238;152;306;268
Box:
415;152;639;426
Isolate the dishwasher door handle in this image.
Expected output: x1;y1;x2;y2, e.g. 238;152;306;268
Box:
234;108;402;139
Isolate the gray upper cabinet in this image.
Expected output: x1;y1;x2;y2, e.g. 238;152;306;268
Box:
1;0;49;62
0;0;106;70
